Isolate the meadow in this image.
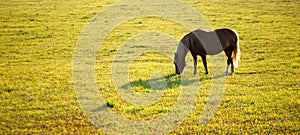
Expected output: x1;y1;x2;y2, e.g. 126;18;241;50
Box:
0;0;299;134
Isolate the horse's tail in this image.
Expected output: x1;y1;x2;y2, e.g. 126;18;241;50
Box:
232;31;241;68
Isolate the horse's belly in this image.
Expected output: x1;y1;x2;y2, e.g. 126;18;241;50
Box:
201;39;223;55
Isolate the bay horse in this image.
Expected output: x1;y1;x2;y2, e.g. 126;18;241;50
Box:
173;28;240;75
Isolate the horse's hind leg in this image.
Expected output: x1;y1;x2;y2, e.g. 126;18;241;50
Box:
231;62;235;75
225;50;234;75
200;55;208;75
225;58;233;75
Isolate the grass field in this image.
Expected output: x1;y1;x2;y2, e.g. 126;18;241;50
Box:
1;0;299;134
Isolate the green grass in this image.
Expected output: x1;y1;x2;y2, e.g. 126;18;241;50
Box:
1;0;299;134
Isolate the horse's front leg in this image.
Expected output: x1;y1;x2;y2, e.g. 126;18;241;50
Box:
193;55;198;75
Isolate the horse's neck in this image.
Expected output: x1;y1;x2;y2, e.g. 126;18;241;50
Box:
176;42;188;58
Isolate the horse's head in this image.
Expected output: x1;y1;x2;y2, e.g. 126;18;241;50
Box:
173;62;181;75
173;53;186;75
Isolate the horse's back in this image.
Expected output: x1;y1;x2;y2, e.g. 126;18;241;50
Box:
189;29;224;55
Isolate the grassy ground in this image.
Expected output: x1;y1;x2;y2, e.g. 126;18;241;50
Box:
0;0;299;134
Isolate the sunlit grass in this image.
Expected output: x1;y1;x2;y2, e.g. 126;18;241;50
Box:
0;0;299;134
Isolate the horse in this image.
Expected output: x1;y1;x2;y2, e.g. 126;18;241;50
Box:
173;28;240;75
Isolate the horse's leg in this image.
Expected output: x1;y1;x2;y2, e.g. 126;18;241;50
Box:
225;65;229;76
193;55;198;75
225;58;232;76
231;62;235;75
225;50;234;75
200;55;208;75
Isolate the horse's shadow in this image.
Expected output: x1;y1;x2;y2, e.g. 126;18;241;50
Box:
121;73;216;90
91;74;224;111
